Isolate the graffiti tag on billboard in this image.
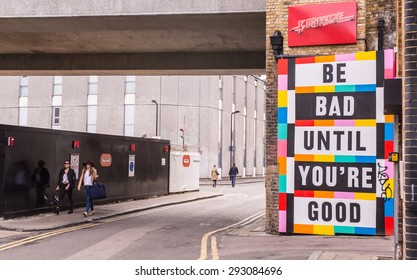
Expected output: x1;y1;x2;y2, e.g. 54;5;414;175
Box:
377;163;393;202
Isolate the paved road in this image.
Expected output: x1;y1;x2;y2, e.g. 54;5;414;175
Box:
0;181;394;260
0;183;265;260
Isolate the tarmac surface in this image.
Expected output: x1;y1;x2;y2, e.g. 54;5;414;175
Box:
0;176;394;260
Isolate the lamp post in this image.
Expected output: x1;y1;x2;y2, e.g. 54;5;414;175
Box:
269;30;284;61
180;128;185;149
229;110;240;167
151;100;158;136
377;18;385;51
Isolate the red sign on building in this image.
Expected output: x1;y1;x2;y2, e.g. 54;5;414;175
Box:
288;1;357;47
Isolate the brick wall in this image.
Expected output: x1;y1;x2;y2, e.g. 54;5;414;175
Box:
366;0;397;50
403;0;417;260
397;0;404;77
265;0;398;234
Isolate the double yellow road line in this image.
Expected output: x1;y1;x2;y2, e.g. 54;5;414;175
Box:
198;210;265;260
0;210;166;252
0;214;132;253
0;223;99;252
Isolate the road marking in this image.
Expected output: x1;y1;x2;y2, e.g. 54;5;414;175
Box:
211;236;219;260
0;207;170;253
65;227;150;259
308;251;323;260
0;223;98;252
198;210;265;260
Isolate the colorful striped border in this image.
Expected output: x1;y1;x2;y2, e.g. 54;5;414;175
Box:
295;84;376;94
277;50;396;236
293;224;377;236
294;120;377;127
293;155;376;163
294;190;376;200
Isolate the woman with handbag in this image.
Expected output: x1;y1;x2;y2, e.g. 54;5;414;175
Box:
211;164;219;188
77;160;98;217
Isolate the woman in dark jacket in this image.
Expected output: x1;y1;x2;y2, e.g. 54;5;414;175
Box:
55;160;76;215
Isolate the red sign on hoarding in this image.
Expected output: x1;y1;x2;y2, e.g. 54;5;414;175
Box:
288;1;357;47
182;155;190;167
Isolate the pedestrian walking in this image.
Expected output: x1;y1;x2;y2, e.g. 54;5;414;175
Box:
54;160;76;215
211;165;219;188
32;160;50;207
228;163;239;188
77;160;98;217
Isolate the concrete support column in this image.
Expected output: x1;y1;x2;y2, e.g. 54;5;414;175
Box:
403;0;417;260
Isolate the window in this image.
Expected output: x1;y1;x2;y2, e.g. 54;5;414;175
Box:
87;76;99;133
88;76;98;95
53;107;61;125
123;76;136;136
19;76;29;97
125;76;136;94
53;76;63;95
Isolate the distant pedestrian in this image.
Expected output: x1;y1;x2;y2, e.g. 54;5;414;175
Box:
228;163;239;188
211;165;219;188
55;160;76;215
77;160;98;217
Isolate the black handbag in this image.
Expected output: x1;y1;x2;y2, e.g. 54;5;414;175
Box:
52;190;59;205
87;182;107;199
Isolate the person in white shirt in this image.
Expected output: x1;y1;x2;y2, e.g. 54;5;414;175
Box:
77;160;98;217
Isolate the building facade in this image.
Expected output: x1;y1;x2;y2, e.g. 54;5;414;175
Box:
0;75;266;179
266;0;417;260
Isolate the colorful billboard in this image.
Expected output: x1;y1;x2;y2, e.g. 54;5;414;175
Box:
277;50;396;236
288;1;357;47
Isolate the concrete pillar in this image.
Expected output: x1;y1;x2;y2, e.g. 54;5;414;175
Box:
403;0;417;260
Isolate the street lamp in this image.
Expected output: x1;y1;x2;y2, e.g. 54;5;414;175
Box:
270;30;284;61
180;128;185;149
377;18;385;51
151;100;158;136
230;110;240;167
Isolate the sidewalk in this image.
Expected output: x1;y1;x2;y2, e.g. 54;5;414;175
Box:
219;212;394;260
199;176;265;185
0;178;260;232
0;191;222;232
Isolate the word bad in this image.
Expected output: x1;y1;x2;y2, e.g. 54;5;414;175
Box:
316;96;354;117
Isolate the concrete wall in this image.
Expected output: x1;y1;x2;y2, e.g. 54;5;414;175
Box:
136;76;161;137
27;76;53;129
0;77;19;125
62;76;88;132
0;0;265;17
201;76;218;178
96;76;125;136
0;74;265;179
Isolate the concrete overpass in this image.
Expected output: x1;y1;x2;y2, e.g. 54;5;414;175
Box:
0;0;266;75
